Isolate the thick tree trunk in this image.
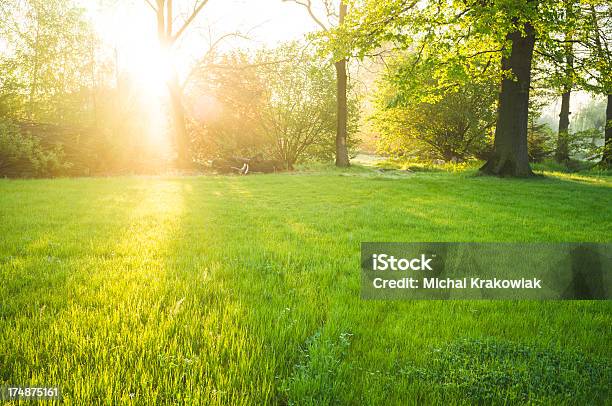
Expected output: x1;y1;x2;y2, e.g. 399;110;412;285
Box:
480;22;536;177
555;90;571;162
167;72;190;168
602;94;612;167
335;2;350;167
335;59;350;167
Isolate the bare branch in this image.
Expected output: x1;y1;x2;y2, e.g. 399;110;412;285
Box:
144;0;157;12
282;0;329;31
172;0;210;43
181;32;250;90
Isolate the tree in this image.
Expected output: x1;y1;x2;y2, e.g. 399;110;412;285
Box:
0;0;97;125
534;0;612;165
527;113;556;163
144;0;209;167
0;0;175;177
185;52;271;161
258;43;359;168
572;97;607;132
554;41;573;164
535;0;591;163
551;2;577;163
575;1;612;166
283;0;351;167
186;43;359;169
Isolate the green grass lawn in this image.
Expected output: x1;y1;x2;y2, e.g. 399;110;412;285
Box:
1;167;611;404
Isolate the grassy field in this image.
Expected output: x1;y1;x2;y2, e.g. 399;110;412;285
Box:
1;167;611;404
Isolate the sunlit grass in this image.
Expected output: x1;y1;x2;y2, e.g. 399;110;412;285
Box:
0;169;610;404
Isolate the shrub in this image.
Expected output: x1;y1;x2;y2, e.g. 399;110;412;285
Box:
527;121;555;163
0;119;69;178
373;53;497;162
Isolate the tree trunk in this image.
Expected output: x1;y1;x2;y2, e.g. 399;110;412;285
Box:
480;22;536;177
156;1;189;168
167;72;190;168
602;93;612;167
555;89;571;162
334;1;350;167
335;59;350;167
555;32;573;163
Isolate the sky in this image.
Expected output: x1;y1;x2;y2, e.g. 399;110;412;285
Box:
203;0;322;46
83;0;322;78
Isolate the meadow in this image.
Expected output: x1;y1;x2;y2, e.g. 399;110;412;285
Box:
1;166;611;404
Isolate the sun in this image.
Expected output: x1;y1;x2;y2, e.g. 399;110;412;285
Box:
91;3;176;94
127;46;175;95
88;2;183;149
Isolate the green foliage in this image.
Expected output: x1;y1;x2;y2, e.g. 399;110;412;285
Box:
0;119;69;178
531;158;606;174
0;0;97;124
530;125;603;166
572;97;608;133
0;0;168;177
565;128;604;160
527;120;555;163
570;1;612;96
373;53;497;162
187;52;269;160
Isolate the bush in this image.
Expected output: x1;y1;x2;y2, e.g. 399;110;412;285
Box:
0;119;69;178
372;53;497;162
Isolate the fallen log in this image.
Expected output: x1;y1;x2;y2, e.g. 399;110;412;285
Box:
211;156;285;174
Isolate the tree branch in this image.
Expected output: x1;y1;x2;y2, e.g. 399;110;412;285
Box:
466;48;504;58
172;0;210;43
144;0;157;12
282;0;329;31
181;32;252;90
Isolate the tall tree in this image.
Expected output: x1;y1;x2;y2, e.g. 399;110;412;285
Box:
536;0;578;163
554;41;573;163
283;0;351;167
556;2;576;163
576;2;611;166
144;0;209;167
